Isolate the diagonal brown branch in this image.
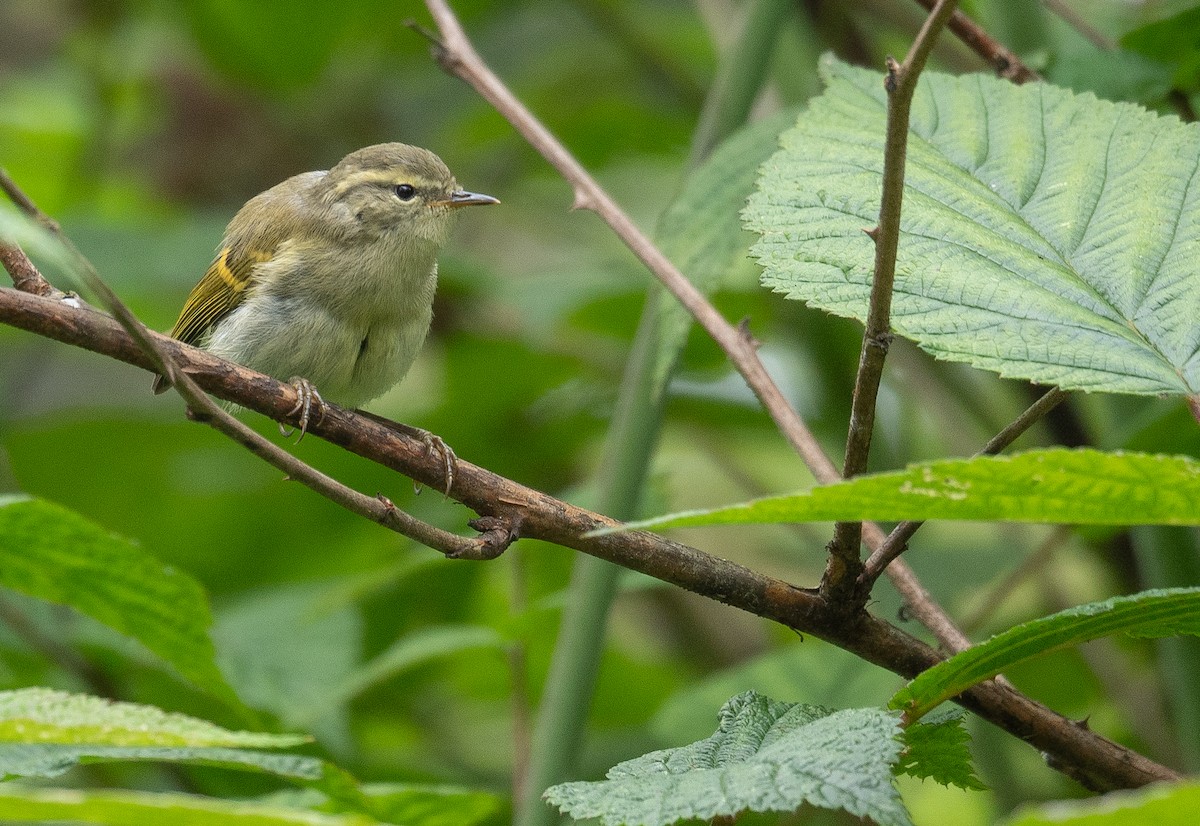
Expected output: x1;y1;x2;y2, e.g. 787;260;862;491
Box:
418;0;981;657
0;176;509;562
911;0;1041;82
0;282;1180;790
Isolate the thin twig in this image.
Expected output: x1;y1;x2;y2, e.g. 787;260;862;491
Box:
959;525;1071;636
418;0;973;658
911;0;1040;82
1187;395;1200;426
0;173;510;562
824;0;960;604
0;240;59;297
0;283;1181;790
1041;0;1114;51
861;387;1068;582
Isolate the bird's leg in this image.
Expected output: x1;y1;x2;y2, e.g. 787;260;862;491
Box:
414;429;456;496
281;377;327;441
353;410;456;496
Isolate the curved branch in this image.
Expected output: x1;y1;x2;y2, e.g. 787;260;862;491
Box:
0;284;1179;790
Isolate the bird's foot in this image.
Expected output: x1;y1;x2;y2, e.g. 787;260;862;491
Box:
280;377;327;441
412;428;456;498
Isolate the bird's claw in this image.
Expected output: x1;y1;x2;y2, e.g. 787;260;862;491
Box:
280;377;327;441
412;429;456;497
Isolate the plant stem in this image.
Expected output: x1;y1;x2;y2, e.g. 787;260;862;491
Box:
516;305;663;826
823;0;960;604
688;0;794;166
514;1;793;819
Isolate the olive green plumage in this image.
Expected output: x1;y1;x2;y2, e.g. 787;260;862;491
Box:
155;143;498;406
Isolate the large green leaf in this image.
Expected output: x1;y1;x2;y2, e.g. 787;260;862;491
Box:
613;449;1200;532
745;56;1200;396
545;690;912;826
0;787;382;826
0;687;316;782
890;588;1200;720
0;497;236;703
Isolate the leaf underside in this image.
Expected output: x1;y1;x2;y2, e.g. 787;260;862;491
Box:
745;56;1200;396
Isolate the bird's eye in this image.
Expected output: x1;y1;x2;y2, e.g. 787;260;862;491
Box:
394;184;416;201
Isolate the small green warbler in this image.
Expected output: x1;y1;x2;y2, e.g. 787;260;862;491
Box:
155;143;498;439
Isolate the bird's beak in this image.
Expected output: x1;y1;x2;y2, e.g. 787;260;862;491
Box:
438;190;500;209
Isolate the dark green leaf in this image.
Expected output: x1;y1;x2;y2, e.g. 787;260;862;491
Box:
891;588;1200;720
0;497;236;703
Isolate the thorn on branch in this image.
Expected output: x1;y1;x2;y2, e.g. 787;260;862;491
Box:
863;226;881;243
737;317;761;350
866;331;894;352
884;56;902;93
570;190;595;211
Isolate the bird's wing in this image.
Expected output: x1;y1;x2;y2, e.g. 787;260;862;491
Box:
168;245;273;346
151;245;273;393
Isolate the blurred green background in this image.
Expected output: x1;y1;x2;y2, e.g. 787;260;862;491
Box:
2;1;1199;823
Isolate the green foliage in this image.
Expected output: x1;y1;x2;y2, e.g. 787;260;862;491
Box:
331;624;503;706
746;56;1200;395
896;710;986;791
1121;8;1200;93
652;107;799;393
0;497;236;703
213;583;362;747
0;687;305;748
0;788;383;826
891;588;1200;720
0;688;319;782
545;691;912;826
617;448;1200;531
4;2;1200;825
1002;780;1200;825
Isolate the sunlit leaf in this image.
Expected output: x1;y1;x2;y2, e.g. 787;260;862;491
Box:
746;56;1200;396
614;450;1200;532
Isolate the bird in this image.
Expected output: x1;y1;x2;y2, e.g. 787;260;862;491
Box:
154;142;498;482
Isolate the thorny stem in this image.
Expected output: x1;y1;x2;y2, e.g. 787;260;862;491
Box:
861;387;1068;582
417;0;973;657
823;0;960;604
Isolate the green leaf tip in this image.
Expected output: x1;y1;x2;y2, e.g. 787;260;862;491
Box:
746;55;1200;396
890;587;1200;720
621;449;1200;532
